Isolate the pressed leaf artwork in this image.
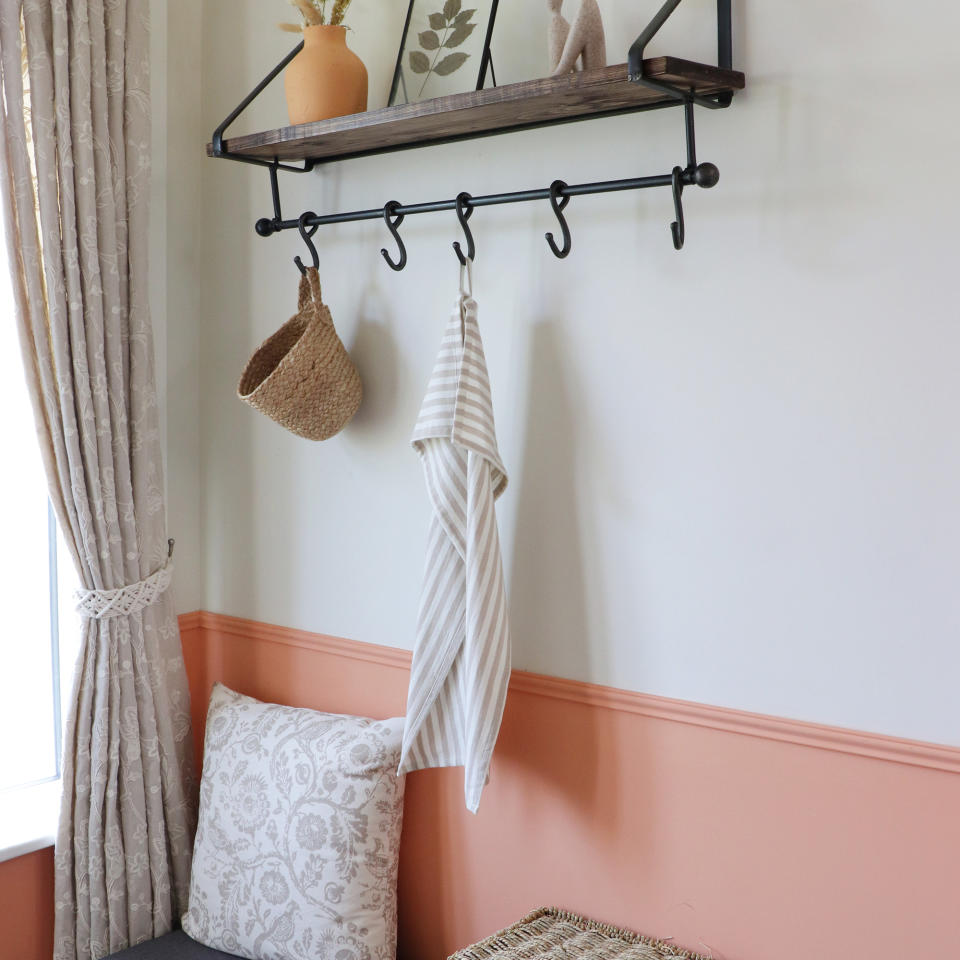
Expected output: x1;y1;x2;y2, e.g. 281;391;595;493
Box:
408;0;477;97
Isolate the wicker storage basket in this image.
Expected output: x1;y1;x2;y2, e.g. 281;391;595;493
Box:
238;267;361;440
449;908;710;960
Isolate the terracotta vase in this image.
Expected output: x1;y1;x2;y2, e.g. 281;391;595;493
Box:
285;25;368;125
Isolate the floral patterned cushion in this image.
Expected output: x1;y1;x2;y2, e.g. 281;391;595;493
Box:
181;683;406;960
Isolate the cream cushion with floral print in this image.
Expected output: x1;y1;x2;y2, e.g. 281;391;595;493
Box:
182;683;406;960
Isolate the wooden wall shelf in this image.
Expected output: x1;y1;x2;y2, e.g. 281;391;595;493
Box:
207;0;744;255
206;58;744;167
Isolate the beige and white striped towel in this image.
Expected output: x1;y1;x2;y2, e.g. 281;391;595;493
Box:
399;262;510;813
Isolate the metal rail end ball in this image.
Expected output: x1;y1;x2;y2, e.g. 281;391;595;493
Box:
694;162;720;188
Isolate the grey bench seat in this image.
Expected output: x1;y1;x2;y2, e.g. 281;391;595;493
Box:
105;931;240;960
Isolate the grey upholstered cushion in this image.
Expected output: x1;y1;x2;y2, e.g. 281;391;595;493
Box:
104;930;240;959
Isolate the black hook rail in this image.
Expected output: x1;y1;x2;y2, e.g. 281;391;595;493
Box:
265;158;719;262
261;174;679;235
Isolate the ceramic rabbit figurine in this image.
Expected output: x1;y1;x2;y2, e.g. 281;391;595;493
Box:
547;0;606;75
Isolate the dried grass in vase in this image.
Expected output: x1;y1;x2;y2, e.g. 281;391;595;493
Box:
278;0;354;31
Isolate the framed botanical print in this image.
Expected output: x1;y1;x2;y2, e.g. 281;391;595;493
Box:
388;0;500;105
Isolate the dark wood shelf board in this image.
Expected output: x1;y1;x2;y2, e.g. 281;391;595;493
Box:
207;58;745;165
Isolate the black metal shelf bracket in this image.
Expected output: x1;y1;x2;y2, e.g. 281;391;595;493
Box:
628;0;733;109
211;40;316;175
209;1;737;256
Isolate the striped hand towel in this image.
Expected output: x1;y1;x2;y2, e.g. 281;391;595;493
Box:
399;263;510;813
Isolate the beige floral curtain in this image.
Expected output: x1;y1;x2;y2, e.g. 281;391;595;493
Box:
0;4;195;959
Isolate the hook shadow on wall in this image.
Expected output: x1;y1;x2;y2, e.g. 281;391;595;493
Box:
210;0;742;271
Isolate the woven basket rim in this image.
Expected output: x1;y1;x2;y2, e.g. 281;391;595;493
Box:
236;312;311;399
449;907;713;960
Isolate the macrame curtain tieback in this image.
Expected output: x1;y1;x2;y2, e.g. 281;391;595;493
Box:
74;541;175;620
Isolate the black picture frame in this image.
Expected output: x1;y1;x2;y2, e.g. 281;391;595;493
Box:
388;0;500;105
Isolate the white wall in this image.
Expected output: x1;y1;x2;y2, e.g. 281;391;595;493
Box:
176;0;960;746
160;0;204;613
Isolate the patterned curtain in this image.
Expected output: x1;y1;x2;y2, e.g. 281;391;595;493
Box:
0;4;195;959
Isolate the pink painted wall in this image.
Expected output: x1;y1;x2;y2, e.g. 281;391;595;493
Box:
0;846;55;960
3;613;957;959
182;612;960;960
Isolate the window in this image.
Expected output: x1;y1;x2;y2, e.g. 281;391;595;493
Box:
0;218;80;800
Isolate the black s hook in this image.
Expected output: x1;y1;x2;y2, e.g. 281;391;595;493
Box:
545;180;572;259
453;192;475;264
670;166;685;250
295;211;320;275
380;200;407;271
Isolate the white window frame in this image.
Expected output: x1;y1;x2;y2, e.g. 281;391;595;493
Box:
0;506;73;862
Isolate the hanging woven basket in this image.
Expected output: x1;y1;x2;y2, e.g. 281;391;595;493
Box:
237;268;362;440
